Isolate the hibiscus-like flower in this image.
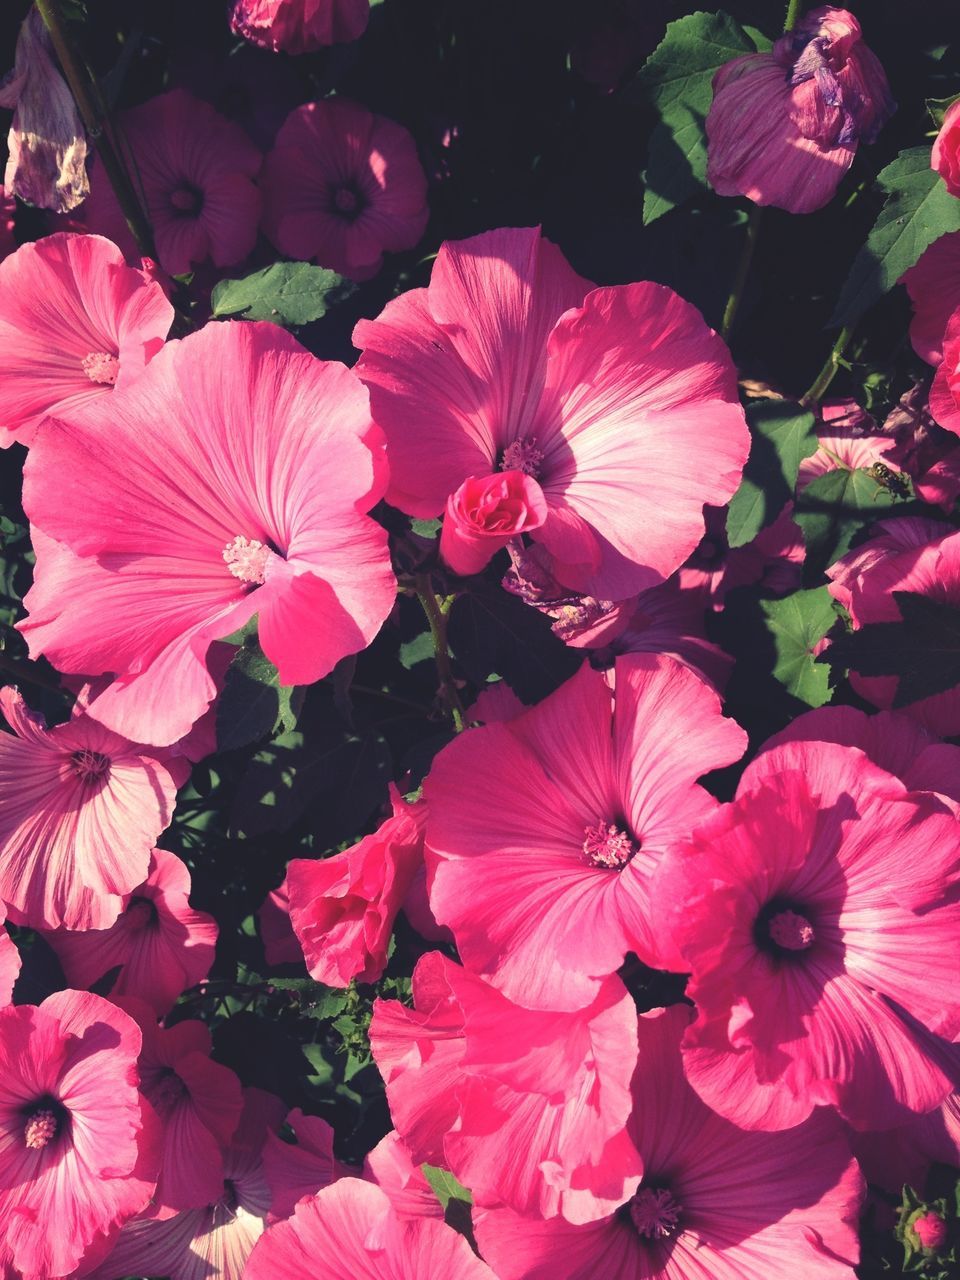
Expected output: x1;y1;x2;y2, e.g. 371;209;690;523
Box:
930;306;960;435
901;232;960;365
230;0;370;53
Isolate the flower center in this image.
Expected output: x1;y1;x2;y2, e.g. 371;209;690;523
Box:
23;1106;60;1150
125;895;157;930
71;748;111;783
170;183;203;215
223;535;278;586
768;908;816;951
151;1069;188;1115
81;351;120;385
333;185;361;215
582;820;636;870
630;1186;682;1239
501;437;544;479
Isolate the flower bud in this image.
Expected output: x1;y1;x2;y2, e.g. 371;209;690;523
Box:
914;1211;949;1251
440;471;548;577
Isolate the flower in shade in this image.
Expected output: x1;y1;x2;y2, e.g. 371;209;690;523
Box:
678;502;804;608
425;654;746;1011
258;882;303;967
826;517;960;736
261;98;428;281
440;470;548;576
0;9;89;212
502;542;633;649
230;0;370;53
0;907;19;1008
475;1004;864;1280
602;577;734;691
0;188;16;261
930;306;960;436
0;233;174;449
19;321;395;748
244;1179;496;1280
83;89;262;276
655;737;960;1132
354;226;749;599
40;848;217;1015
262;1107;349;1221
0;991;160;1279
901;232;960;365
933;99;960;198
796;400;894;492
287;787;425;987
852;1085;960;1200
370;952;641;1223
706;6;894;214
0;687;179;930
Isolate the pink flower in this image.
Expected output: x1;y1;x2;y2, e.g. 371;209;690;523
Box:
603;578;734;691
930;306;960;435
262;1108;349;1221
20;321;395;747
363;1131;443;1221
244;1179;496;1280
933;99;960;198
826;517;960;736
261;98;428;281
796;401;894;492
0;188;15;262
370;952;641;1223
852;1086;960;1198
655;738;960;1132
0;991;160;1278
0;9;89;212
425;654;746;1010
40;848;217;1014
258;882;303;967
901;231;960;364
0;906;20;1008
502;542;634;648
0;232;174;449
287;787;425;986
706;7;894;214
354;226;749;599
475;1004;864;1280
915;1211;950;1250
440;470;548;576
0;687;178;930
678;503;804;607
230;0;369;53
881;380;960;508
83;90;262;276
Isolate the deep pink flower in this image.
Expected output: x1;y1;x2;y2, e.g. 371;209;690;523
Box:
41;848;217;1014
83;90;262;276
706;7;893;214
258;882;303;967
261;98;428;281
426;654;746;1010
826;517;960;736
262;1107;349;1221
475;1004;863;1280
363;1131;443;1221
655;738;960;1132
287;787;425;986
354;226;749;599
0;687;178;930
0;232;173;449
933;99;960;198
244;1178;496;1280
901;232;960;365
930;306;960;435
915;1211;950;1250
440;470;548;576
0;991;160;1278
678;502;804;607
20;321;395;747
230;0;369;53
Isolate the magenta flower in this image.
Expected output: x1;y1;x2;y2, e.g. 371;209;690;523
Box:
475;1004;864;1280
440;470;548;576
363;1131;444;1221
0;906;20;1008
354;226;749;599
258;882;303;967
902;232;960;365
933;99;960;198
371;953;641;1223
245;1179;496;1280
262;1108;348;1221
656;738;960;1132
0;991;160;1278
930;306;960;435
83;89;262;276
41;848;217;1014
0;687;179;930
20;321;395;747
0;233;174;449
230;0;370;53
678;503;804;608
426;655;746;1010
706;6;894;214
261;98;429;281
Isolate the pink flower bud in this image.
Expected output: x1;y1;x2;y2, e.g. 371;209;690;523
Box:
933;99;960;199
914;1211;949;1250
440;471;548;577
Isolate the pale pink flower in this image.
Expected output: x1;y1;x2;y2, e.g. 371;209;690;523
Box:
370;952;641;1223
425;654;746;1010
475;1004;864;1280
933;99;960;198
0;232;173;448
230;0;369;53
707;6;894;214
0;991;160;1278
0;687;178;930
40;848;217;1014
262;1108;349;1221
901;232;960;365
244;1178;496;1280
261;98;428;281
930;305;960;435
440;470;548;575
83;89;262;276
20;321;395;747
354;226;749;599
655;738;960;1132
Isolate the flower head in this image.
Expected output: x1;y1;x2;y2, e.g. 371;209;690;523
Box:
930;305;960;436
230;0;370;53
901;231;960;365
440;470;548;576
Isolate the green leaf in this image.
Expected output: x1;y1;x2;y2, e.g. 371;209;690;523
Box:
410;517;442;540
831;147;960;327
216;637;302;752
633;11;758;224
422;1165;473;1209
927;92;960;130
794;466;904;579
726;400;818;548
760;588;837;707
211;262;357;327
399;630;435;669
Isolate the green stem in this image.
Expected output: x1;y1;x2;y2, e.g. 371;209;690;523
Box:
784;0;803;32
799;324;854;408
33;0;156;260
415;573;465;732
720;204;762;343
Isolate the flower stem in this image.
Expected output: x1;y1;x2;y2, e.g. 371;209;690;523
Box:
32;0;156;259
799;325;854;408
415;573;465;732
784;0;803;32
720;204;762;343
